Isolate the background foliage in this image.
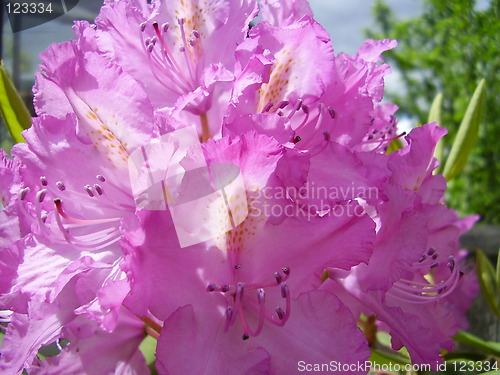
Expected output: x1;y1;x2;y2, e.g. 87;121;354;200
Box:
368;0;500;223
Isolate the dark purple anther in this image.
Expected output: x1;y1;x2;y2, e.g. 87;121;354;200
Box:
226;306;233;321
162;22;169;32
278;100;289;109
327;106;336;119
294;99;303;111
276;307;285;320
234;264;242;270
84;185;94;198
40;176;48;186
431;252;439;260
180;47;185;53
20;187;30;201
282;267;290;275
56;181;66;191
274;272;282;284
281;283;289;298
262;102;273;113
427;247;436;256
447;256;455;270
302;104;309;114
140;21;147;32
430;262;440;269
237;282;245;299
38;189;47;203
418;254;427;263
257;289;265;304
242;334;250;340
206;283;217;292
177;18;184;26
221;284;230;293
293;136;301;144
94;184;103;196
323;131;331;141
96;175;106;182
192;30;200;39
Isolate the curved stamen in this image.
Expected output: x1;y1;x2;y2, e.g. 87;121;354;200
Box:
53;207;121;249
209;267;292;337
140;24;188;95
54;199;121;224
244;289;266;338
388;255;461;304
177;18;198;85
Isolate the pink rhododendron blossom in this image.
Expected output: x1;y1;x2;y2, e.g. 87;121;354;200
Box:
326;124;479;368
95;0;258;140
121;131;374;373
0;0;479;374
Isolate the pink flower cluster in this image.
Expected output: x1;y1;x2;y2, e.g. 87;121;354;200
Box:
0;0;478;374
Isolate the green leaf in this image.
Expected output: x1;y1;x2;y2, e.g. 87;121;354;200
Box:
139;335;158;375
454;331;500;358
369;348;411;367
386;138;403;154
428;92;445;169
428;92;443;125
476;249;500;317
480;371;500;375
0;60;31;143
442;79;485;180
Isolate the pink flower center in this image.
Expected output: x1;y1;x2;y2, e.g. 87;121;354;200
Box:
388;247;463;303
207;266;292;340
16;174;132;250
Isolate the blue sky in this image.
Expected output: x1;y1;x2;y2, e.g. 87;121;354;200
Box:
309;0;422;55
